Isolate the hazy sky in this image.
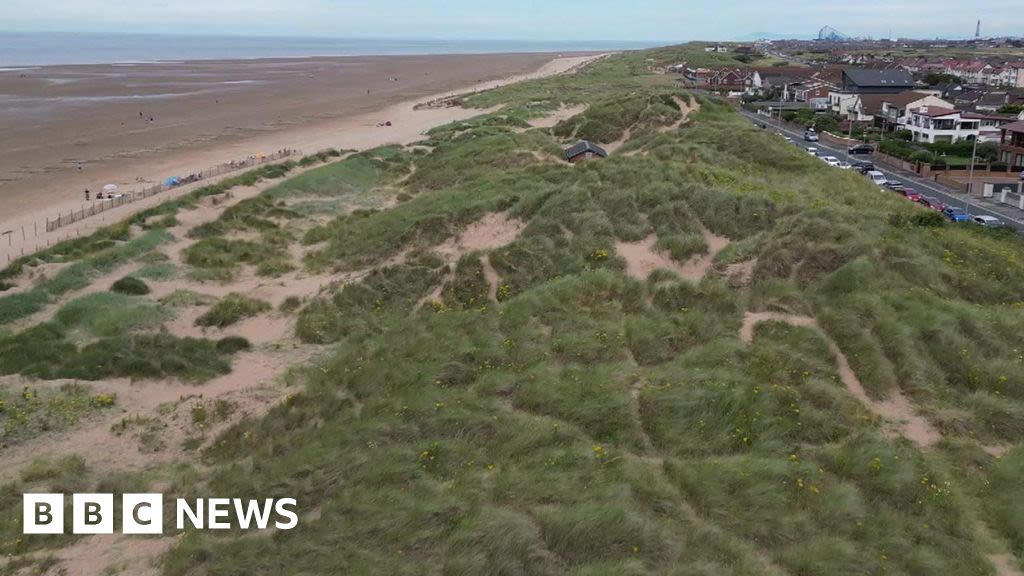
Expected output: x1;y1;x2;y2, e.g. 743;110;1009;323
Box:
0;0;1018;41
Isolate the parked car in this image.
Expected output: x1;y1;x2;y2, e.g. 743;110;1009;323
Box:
806;147;819;156
900;189;922;202
883;180;903;189
848;144;875;155
837;161;853;170
972;215;1004;228
943;207;970;222
853;161;875;173
866;170;887;186
804;129;820;142
822;156;841;167
918;196;945;212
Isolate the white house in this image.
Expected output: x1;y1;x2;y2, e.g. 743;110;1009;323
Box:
903;106;982;143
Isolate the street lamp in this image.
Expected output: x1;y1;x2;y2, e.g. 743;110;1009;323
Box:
965;131;980;215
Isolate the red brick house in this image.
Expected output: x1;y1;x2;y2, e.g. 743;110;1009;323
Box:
999;120;1024;169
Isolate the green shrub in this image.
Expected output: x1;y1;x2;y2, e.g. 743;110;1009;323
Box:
195;294;272;328
215;336;252;354
110;276;150;295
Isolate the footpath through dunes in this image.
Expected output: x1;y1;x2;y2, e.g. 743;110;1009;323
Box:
740;311;942;448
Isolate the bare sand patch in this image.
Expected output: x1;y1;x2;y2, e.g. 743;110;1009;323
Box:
435;212;524;263
529;104;588;129
617;226;730;283
740;311;941;448
658;96;701;133
982;444;1012;458
481;255;502;303
724;258;757;287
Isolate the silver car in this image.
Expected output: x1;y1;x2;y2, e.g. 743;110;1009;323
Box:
972;215;1004;228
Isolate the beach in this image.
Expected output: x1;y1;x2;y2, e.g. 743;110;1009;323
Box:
0;52;596;254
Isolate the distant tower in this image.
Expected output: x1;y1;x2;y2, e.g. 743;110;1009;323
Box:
975;19;981;38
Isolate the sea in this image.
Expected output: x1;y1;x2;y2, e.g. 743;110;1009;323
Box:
0;31;663;67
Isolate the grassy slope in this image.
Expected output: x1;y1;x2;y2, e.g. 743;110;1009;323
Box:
2;44;1023;575
154;47;1024;575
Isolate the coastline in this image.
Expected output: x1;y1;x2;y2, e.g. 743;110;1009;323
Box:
0;53;605;264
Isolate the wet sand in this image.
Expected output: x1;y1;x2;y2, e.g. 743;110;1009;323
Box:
0;52;577;223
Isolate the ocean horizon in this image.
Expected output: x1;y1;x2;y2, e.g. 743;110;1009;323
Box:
0;31;665;67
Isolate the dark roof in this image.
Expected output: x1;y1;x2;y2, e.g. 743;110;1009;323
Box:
564;140;608;160
843;68;915;88
1001;120;1024;134
858;91;934;115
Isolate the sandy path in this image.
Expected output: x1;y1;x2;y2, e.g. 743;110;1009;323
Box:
528;104;588;129
0;54;605;266
617;226;730;283
740;311;941;447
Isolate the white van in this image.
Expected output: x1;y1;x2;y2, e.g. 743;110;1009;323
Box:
866;170;887;186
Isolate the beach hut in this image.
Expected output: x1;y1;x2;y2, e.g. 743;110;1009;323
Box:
564;141;608;164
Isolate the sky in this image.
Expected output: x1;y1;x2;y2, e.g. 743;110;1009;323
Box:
0;0;1019;41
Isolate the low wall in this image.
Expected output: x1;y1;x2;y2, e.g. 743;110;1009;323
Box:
873;150;919;173
934;173;968;193
820;131;858;148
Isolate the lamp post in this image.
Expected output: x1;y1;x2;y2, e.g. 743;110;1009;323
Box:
777;83;785;132
965;130;980;215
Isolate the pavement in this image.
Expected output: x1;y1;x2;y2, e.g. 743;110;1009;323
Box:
738;109;1024;233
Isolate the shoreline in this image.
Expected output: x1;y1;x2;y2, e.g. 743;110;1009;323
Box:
0;52;606;264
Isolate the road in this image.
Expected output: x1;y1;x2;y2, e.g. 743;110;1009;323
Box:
737;109;1024;232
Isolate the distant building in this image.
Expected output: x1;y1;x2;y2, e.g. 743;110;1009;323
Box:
704;44;729;53
998;120;1024;168
564;141;608;163
840;68;916;94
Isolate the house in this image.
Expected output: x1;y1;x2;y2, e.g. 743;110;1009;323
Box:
857;91;953;130
903;106;982;143
704;44;729;53
792;82;832;110
564;141;607;163
944;60;992;84
686;67;759;92
998;120;1024;168
831;68;916;115
965;112;1017;141
840;68;916;94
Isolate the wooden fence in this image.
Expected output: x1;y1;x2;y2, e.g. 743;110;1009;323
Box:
44;150;297;233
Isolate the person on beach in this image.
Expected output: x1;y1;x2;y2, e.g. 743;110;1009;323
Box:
84;189;90;201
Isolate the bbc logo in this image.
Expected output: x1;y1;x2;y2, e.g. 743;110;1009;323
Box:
24;493;163;535
23;494;298;534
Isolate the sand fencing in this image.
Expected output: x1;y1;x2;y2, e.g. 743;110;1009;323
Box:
43;150;298;234
2;150;299;266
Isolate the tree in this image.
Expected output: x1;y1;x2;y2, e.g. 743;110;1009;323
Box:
923;72;960;86
894;129;913;141
997;104;1024;115
976;141;1000;162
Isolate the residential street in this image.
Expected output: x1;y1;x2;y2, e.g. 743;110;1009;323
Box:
737;108;1024;232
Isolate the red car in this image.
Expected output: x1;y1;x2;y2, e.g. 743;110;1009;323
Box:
901;189;922;202
918;196;945;211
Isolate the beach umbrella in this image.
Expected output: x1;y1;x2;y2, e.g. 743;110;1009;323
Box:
103;184;118;192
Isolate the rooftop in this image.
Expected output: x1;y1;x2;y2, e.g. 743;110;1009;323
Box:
564;140;608;160
843;68;915;88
